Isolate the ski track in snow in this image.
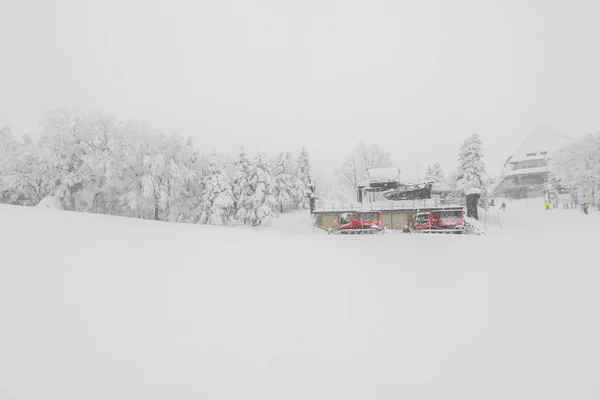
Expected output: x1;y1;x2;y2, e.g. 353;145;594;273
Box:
0;202;599;400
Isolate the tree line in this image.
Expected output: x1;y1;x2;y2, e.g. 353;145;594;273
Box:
0;108;314;226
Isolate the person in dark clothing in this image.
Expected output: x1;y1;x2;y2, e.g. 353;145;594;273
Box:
583;203;589;215
500;202;506;211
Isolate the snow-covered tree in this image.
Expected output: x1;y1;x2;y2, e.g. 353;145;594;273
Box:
232;147;253;223
0;125;17;154
446;170;459;191
336;142;393;199
0;107;321;226
424;165;433;180
0;125;15;203
247;152;278;226
36;108;126;213
424;162;445;183
273;152;295;212
116;121;195;221
294;146;315;208
455;134;488;195
199;155;235;225
1;146;59;206
284;152;299;200
553;132;600;203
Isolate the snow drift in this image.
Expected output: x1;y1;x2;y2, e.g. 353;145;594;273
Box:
35;196;63;210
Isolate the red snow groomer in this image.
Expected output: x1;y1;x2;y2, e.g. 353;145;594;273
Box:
413;208;466;234
328;211;387;234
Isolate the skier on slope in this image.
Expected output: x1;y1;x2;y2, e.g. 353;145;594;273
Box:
583;203;589;215
544;200;550;210
500;202;506;211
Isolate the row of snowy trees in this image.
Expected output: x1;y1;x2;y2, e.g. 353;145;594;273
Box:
0;109;315;226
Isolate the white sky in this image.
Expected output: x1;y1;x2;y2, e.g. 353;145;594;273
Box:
1;0;599;180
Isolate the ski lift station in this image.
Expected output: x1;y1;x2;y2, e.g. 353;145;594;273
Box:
313;167;472;231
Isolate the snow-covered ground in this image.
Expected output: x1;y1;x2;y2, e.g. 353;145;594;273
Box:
1;201;599;399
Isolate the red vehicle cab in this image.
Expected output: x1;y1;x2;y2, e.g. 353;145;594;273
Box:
413;208;465;233
339;211;382;231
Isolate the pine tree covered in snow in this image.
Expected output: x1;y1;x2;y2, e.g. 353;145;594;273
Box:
285;152;300;201
199;155;235;226
455;134;488;195
425;162;445;183
0;125;16;155
232;147;253;223
273;152;295;213
424;165;433;180
294;147;314;209
247;152;278;226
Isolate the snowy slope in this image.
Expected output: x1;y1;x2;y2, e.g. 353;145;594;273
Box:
510;125;572;163
1;204;600;399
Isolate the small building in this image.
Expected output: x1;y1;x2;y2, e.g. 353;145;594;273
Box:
495;154;551;199
312;200;466;231
493;126;572;199
314;167;468;230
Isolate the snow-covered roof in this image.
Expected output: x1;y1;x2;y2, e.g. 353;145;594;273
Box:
367;167;401;184
465;188;482;195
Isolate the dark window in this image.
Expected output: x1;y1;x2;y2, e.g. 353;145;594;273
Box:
526;152;536;157
540;151;547;155
340;213;350;224
415;214;429;223
440;210;462;219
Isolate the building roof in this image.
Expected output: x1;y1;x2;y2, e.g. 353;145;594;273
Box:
367;167;401;184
